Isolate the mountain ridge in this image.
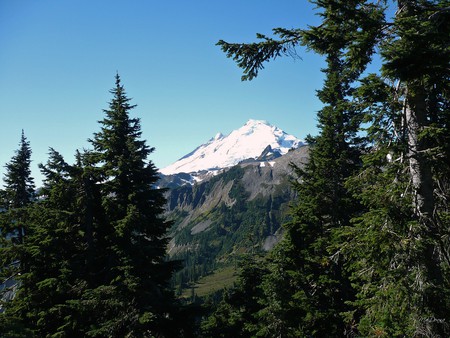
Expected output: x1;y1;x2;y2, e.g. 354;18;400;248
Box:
159;119;309;294
165;145;310;293
160;119;304;176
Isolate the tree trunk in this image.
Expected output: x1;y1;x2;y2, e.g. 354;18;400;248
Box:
405;85;435;221
406;84;445;336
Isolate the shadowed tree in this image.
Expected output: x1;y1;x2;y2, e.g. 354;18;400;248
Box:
0;76;185;337
1;130;35;243
82;74;180;337
342;1;450;336
217;1;384;336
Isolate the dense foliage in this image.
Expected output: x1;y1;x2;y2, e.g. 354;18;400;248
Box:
0;75;185;337
210;0;450;336
1;0;449;336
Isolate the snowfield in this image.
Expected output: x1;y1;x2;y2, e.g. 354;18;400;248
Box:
160;119;304;175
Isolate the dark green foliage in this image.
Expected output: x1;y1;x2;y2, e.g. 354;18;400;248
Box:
341;2;450;334
2;131;35;211
0;131;35;327
201;256;268;337
81;74;180;336
0;131;35;246
217;28;303;81
0;75;185;337
242;1;384;336
212;0;450;337
209;0;449;336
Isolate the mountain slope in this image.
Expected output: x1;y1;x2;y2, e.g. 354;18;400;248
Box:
165;146;310;294
160;119;304;176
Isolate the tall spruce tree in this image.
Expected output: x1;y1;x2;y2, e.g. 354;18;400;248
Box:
217;1;384;335
1;130;35;243
0;147;106;336
343;1;450;336
83;74;179;337
212;0;449;335
0;130;35;295
201;255;268;337
1;76;184;337
0;131;35;335
1;149;87;335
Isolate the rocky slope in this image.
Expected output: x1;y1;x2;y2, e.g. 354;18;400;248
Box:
163;145;309;289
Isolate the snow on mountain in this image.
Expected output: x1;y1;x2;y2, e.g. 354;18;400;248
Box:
160;119;304;175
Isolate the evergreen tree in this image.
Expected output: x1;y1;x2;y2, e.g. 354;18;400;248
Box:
218;1;449;335
0;149;97;336
1;76;185;337
343;1;450;336
0;130;35;299
261;4;384;336
82;73;180;337
217;1;384;335
0;131;35;335
201;256;268;337
1;130;35;243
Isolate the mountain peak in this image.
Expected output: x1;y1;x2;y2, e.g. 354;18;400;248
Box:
213;132;224;141
160;119;304;176
245;119;269;126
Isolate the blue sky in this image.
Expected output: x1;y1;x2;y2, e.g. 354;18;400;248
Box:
1;0;328;186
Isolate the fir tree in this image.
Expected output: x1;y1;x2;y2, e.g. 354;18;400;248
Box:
201;256;268;337
343;1;450;336
0;149;95;336
0;131;35;335
0;130;35;300
83;73;180;337
217;1;384;335
1;130;35;243
1;76;184;337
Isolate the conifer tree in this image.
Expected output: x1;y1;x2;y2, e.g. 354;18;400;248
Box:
1;130;35;243
217;0;449;336
0;131;35;335
343;1;450;336
218;1;384;335
82;73;179;336
1;77;184;337
201;256;267;337
0;149;97;336
0;131;35;297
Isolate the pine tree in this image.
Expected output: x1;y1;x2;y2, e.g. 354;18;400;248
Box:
82;73;180;336
1;130;35;243
0;148;95;336
201;255;268;337
343;1;450;336
1;76;185;337
217;0;449;335
0;130;35;299
0;131;35;335
217;1;385;335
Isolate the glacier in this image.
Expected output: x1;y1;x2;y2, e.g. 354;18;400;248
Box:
160;119;304;175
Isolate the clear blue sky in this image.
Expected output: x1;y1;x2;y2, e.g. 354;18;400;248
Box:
1;0;327;186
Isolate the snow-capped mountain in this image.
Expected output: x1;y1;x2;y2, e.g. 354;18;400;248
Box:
160;119;304;176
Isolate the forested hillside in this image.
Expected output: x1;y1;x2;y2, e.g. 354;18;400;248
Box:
1;0;449;337
164;146;309;296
